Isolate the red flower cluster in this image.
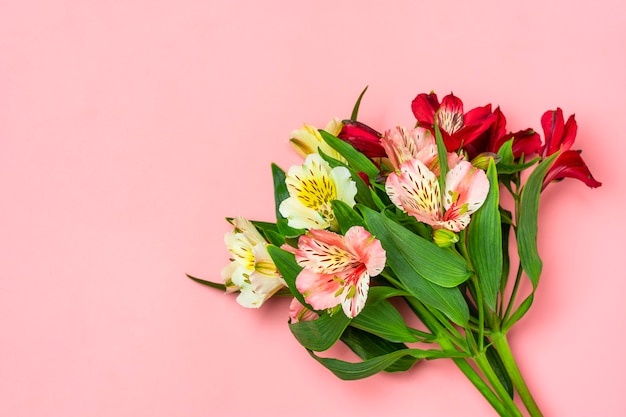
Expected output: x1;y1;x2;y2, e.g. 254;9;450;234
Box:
337;91;601;190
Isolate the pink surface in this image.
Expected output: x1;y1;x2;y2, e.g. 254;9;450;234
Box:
1;1;624;416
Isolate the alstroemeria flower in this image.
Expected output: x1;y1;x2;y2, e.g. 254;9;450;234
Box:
381;126;464;172
295;226;386;318
337;120;386;158
279;153;357;230
290;118;346;162
540;108;601;189
411;92;496;152
221;217;285;308
386;158;489;232
288;298;320;323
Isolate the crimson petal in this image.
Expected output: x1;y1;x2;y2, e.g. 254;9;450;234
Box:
542;149;602;189
338;120;386;158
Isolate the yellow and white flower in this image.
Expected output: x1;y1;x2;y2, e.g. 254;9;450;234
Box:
279;153;357;231
289;118;346;162
221;217;284;308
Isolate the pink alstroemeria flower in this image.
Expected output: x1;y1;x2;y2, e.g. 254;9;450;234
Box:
381;126;464;172
294;226;386;319
411;92;497;152
386;158;489;232
337;120;387;158
540;108;601;189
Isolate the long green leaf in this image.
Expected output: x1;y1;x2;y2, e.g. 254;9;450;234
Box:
340;327;418;373
331;200;365;234
467;158;502;309
350;86;369;120
266;245;308;308
362;207;471;288
517;153;559;287
186;274;226;291
309;347;467;380
351;299;419;343
271;163;289;220
290;312;351;352
319;130;379;178
362;207;470;325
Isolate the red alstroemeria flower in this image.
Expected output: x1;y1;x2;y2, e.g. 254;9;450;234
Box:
540;108;601;189
411;92;497;152
465;107;541;160
337;120;386;158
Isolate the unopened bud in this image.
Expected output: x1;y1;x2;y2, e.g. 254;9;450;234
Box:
433;228;459;248
471;152;501;170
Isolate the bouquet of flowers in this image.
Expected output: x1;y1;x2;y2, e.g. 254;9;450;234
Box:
190;88;600;416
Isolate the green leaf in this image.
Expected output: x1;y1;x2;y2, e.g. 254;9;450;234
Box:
271;163;289;221
340;327;418;373
351;299;419;343
503;294;534;331
266;245;308;308
309;347;467;380
276;218;304;238
290;312;351;352
467;159;502;310
319;130;379;178
331;200;364;234
497;139;515;166
433;114;449;206
499;217;512;291
350;86;369;120
363;207;471;288
186;274;226;291
517;153;559;287
271;163;305;238
497;157;541;175
366;286;411;304
362;207;470;325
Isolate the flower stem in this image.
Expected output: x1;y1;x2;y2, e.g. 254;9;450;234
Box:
405;297;521;416
474;352;523;417
491;332;544;417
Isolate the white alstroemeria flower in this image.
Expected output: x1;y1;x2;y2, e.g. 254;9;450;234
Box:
279;153;357;231
221;217;285;308
289;118;346;162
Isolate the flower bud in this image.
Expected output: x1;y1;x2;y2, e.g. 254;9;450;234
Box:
471;152;500;170
432;228;459;248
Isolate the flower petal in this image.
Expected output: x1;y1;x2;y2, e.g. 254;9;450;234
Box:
338;120;386;158
295;229;356;274
441;161;489;232
343;226;386;277
543;149;602;189
339;268;370;318
296;269;342;311
386;158;442;226
279;196;328;230
411;92;440;125
438;94;465;135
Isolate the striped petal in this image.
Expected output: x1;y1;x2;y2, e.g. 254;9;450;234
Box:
386;158;442;227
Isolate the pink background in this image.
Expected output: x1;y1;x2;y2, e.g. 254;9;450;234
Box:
1;0;624;416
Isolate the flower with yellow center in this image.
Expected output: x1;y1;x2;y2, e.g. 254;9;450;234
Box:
279;153;357;231
221;217;285;308
289;118;346;162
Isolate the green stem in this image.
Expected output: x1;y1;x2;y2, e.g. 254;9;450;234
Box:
491;332;544;417
475;352;524;417
405;297;520;417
